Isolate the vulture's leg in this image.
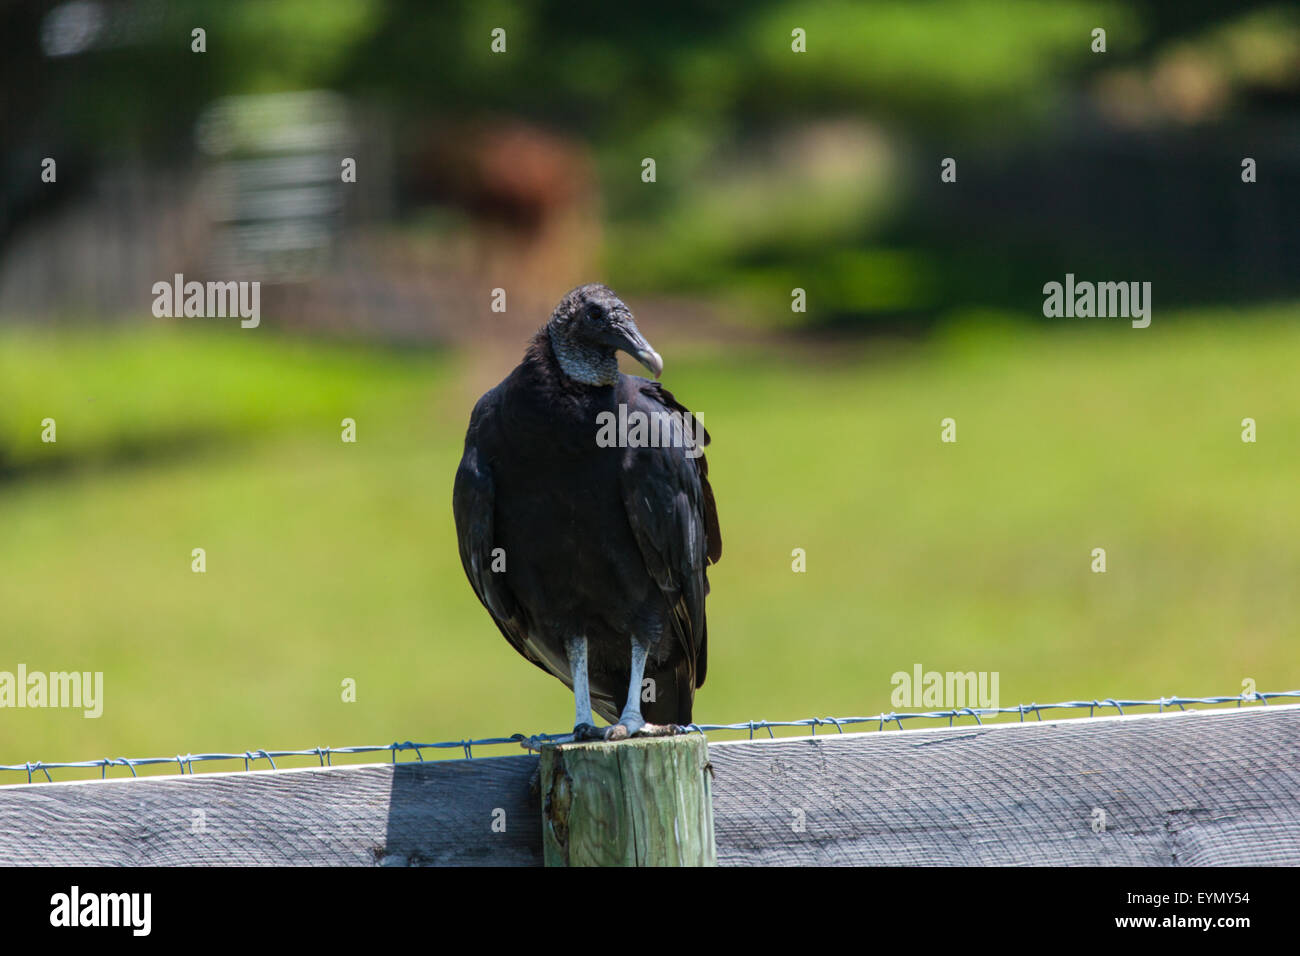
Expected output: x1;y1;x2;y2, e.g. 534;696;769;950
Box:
605;637;682;740
567;636;603;742
603;638;649;740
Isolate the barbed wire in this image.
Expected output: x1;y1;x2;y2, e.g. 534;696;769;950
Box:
2;689;1295;784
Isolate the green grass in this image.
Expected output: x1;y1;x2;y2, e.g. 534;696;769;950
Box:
0;325;439;472
1;309;1298;779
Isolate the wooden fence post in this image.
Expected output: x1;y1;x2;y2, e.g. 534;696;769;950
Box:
540;734;716;866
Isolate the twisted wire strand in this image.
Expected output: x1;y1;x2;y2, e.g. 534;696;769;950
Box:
3;690;1295;784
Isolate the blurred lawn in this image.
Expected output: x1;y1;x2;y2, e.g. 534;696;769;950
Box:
1;308;1298;779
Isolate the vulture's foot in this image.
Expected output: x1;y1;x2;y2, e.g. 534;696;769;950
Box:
572;722;606;742
603;719;684;740
633;722;685;738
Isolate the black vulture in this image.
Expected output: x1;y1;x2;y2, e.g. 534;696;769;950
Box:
453;283;721;740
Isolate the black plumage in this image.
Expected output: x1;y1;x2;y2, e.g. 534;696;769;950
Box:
453;283;721;739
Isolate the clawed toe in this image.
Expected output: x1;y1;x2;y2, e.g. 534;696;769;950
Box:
633;722;684;738
604;720;684;740
572;720;686;743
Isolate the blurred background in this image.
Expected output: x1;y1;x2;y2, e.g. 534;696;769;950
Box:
1;0;1298;776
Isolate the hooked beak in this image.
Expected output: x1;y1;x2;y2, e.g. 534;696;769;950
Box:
607;314;663;379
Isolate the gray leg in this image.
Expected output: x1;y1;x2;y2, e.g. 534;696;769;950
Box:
566;636;602;741
605;638;682;740
606;639;649;739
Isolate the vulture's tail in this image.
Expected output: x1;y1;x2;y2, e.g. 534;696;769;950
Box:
642;660;697;726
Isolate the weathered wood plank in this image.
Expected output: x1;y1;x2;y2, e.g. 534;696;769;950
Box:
1;706;1296;866
0;756;541;866
707;704;1300;866
540;734;715;866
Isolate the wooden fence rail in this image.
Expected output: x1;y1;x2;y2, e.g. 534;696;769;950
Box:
1;705;1297;866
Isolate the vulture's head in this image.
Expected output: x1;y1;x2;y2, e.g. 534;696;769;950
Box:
547;283;663;386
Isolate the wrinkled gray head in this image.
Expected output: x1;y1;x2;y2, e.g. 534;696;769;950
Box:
547;283;663;386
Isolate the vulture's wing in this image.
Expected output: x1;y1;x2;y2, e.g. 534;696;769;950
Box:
617;378;722;689
452;392;563;681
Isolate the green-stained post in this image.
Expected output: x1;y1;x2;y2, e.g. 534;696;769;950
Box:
540;734;717;866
